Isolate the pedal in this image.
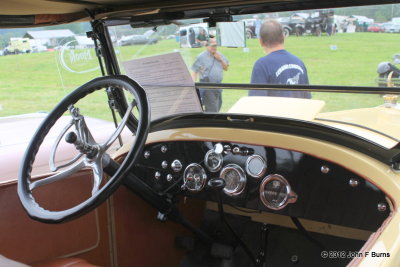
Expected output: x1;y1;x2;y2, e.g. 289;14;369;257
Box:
211;243;233;260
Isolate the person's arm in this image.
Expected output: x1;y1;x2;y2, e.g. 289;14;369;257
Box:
191;56;201;81
214;52;229;71
192;71;199;82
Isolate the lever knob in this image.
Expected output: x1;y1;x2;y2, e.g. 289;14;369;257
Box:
207;178;226;192
65;132;77;144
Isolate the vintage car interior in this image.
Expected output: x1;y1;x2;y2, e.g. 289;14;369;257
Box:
1;0;400;266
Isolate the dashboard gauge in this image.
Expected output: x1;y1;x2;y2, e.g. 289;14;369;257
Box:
259;174;297;210
204;149;223;172
220;164;246;196
246;155;267;178
183;163;207;192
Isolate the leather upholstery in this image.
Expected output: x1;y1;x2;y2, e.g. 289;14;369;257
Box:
32;258;99;267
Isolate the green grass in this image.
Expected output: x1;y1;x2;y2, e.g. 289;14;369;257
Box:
0;32;398;119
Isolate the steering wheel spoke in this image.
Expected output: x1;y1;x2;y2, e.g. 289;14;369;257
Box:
102;99;137;151
30;160;86;191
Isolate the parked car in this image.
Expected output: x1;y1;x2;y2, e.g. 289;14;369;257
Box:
367;23;384;32
389;23;400;33
1;0;400;267
381;22;393;32
241;18;260;39
118;30;159;46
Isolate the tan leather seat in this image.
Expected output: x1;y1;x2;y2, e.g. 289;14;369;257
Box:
32;258;99;267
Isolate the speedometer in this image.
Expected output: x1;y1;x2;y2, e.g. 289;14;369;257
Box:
220;164;246;196
259;174;297;210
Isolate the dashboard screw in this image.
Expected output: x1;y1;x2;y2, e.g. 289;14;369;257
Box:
144;150;150;159
377;202;387;212
162;161;168;169
321;165;330;174
349;178;359;187
167;174;173;182
291;255;299;263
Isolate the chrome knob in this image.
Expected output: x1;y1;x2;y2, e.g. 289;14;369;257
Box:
377;203;387;212
161;145;168;153
171;160;182;172
161;161;168;169
155;171;161;180
144;150;150;159
349;178;359;187
214;143;224;154
166;174;173;182
321;165;330;174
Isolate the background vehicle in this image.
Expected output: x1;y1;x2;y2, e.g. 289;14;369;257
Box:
3;38;30;55
118;30;158;46
388;23;400;33
377;54;400;87
241;18;258;39
368;23;384;32
179;23;209;48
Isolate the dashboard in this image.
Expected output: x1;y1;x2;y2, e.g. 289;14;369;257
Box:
133;140;390;232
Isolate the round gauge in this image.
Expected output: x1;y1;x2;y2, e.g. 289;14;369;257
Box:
246;155;266;178
220;164;246;196
204;149;223;172
183;163;207;192
259;174;297;210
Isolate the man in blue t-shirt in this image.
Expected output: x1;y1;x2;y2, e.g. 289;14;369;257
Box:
249;19;310;98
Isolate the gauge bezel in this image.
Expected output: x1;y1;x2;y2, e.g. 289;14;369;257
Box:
204;149;223;172
220;164;246;196
245;155;267;178
259;174;297;210
183;163;207;192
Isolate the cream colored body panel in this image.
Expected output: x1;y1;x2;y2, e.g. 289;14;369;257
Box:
227;96;400;149
228;96;325;120
114;126;400;266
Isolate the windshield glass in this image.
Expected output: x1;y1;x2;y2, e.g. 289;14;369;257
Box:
1;4;400;144
107;4;400;141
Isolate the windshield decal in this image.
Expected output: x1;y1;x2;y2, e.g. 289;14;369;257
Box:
58;39;99;74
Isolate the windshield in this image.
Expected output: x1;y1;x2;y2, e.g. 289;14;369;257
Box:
1;4;400;143
107;4;400;141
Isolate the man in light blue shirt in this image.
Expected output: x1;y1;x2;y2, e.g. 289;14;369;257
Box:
192;38;229;112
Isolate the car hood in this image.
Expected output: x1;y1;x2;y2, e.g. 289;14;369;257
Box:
229;96;400;149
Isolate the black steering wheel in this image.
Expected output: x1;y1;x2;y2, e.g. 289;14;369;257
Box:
18;75;149;223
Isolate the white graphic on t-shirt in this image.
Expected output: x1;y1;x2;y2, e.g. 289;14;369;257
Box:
286;73;300;85
275;64;304;77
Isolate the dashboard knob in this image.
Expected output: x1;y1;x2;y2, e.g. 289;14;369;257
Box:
171;160;183;172
161;161;168;169
166;174;173;182
207;178;226;192
214;143;224;154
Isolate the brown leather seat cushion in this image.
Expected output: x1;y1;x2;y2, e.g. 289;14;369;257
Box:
32;258;99;267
